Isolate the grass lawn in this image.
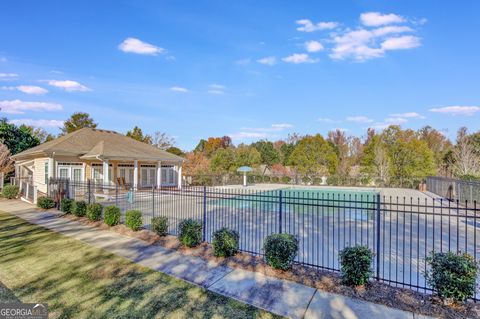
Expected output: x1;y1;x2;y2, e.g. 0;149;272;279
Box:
0;211;281;318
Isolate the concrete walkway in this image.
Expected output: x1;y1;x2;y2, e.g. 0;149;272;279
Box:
0;199;434;319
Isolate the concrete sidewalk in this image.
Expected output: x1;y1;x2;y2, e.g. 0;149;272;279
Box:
0;199;433;319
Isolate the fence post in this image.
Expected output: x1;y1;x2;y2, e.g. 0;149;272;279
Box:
279;190;283;233
375;193;381;280
87;179;91;204
202;186;207;241
115;183;118;207
152;186;155;218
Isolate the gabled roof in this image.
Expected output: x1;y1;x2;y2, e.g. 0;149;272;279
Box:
12;128;183;162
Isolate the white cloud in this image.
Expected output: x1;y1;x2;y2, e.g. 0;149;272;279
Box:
170;86;189;93
208;84;226;95
17;85;48;95
384;117;408;124
0;73;18;79
2;85;48;95
231;123;293;141
9;118;64;127
305;40;324;53
360;12;405;26
330;25;419;61
346;116;374;123
282;53;318;64
317;117;338;123
296;19;338;32
429;106;480;116
118;37;165;55
390;112;425;119
0;57;7;63
47;80;89;92
381;35;421;50
257;56;277;66
0;99;62;114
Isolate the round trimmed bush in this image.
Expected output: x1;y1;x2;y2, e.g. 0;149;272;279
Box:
263;233;298;270
72;200;87;217
151;216;168;236
2;185;19;199
281;176;291;184
125;210;143;231
104;206;121;226
37;196;55;209
60;198;74;213
425;251;478;303
87;203;103;221
178;218;202;247
339;246;374;287
212;228;239;257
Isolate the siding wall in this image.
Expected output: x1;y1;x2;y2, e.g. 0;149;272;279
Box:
33;157;48;194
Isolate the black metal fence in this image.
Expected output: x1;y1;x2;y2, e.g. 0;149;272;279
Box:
48;179;480;300
427;176;480;205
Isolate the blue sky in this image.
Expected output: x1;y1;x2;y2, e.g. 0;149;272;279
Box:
1;1;479;150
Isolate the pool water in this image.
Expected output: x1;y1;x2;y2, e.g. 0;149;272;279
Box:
210;187;379;220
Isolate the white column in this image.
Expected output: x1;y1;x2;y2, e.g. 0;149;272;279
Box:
133;160;138;189
243;173;247;187
48;157;55;180
157;161;162;189
177;164;182;189
103;159;109;185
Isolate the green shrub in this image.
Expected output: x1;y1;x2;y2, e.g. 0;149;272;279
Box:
37;196;55;209
425;251;478;303
125;210;143;231
2;185;19;199
178;219;203;247
87;203;103;221
72;200;87;217
151;216;169;236
339;246;374;287
271;176;279;183
301;176;311;184
60;198;74;213
104;206;121;226
263;233;298;270
281;176;291;184
212;228;239;257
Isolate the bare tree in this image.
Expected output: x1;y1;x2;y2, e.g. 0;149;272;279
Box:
0;143;14;183
451;127;480;176
152;131;176;150
374;143;390;182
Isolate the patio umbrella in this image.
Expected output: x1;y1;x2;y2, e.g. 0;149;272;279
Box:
237;166;253;187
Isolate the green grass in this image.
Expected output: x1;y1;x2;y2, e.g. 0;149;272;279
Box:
0;211;281;319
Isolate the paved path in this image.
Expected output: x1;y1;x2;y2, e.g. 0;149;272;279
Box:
0;199;434;319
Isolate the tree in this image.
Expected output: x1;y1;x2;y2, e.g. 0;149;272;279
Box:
32;127;55;143
152;131;175;150
0;119;40;154
210;148;235;174
61;112;97;135
252;140;280;175
288;134;338;177
327;129;349;176
416;126;452;172
0;142;14;175
126;126;152;144
183;152;210;176
280;142;295;166
234;145;261;168
204;137;224;157
165;146;185;157
361;135;390;182
194;139;207;153
450;127;480;177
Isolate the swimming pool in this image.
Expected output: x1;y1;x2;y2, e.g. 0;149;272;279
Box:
210;187;379;220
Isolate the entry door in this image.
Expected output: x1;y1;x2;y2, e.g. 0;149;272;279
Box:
141;168;156;187
118;167;134;185
161;167;176;186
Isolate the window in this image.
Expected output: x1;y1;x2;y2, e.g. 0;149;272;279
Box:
44;162;48;184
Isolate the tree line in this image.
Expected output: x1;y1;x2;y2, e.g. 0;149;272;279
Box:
1;111;479;184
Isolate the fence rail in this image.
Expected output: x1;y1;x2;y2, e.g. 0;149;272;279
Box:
427;176;480;205
48;178;480;300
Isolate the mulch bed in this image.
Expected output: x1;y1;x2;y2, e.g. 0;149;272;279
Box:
60;212;480;319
